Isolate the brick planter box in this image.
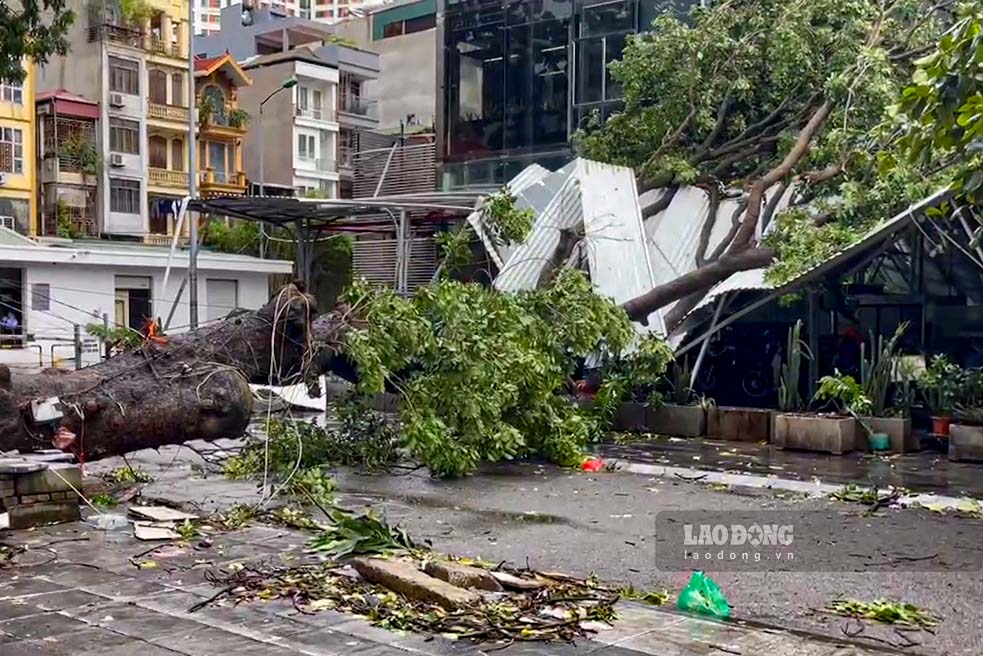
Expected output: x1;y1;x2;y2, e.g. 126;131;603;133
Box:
613;402;649;432
860;416;916;453
948;424;983;462
647;404;706;438
772;413;856;455
707;407;772;443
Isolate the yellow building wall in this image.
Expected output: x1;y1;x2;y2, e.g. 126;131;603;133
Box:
0;60;36;236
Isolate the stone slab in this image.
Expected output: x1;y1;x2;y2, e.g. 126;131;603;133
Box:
14;463;81;496
351;557;482;610
0;460;47;475
8;501;81;530
423;559;503;592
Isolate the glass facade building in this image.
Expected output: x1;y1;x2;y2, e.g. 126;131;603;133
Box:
436;0;698;188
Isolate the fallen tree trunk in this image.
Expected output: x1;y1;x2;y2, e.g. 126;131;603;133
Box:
0;285;321;459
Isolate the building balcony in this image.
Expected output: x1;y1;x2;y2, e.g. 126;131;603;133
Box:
149;167;190;188
148;35;182;58
86;23;144;48
295;106;336;122
42;209;98;239
199;168;247;195
297;157;336;174
338;146;353;169
148;101;189;123
339;96;378;120
199;106;248;137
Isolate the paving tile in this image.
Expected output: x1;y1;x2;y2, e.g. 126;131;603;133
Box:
32;589;112;613
0;640;58;656
0;598;48;622
147;625;272;656
0;611;90;640
0;577;70;600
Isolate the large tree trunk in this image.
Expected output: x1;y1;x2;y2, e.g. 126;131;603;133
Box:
621;247;775;323
0;285;320;459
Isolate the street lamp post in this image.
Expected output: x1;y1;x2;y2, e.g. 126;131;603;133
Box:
187;0;199;328
257;75;297;259
258;75;298;197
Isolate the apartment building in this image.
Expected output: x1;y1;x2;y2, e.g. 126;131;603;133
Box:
0;60;37;236
240;50;341;196
195;54;252;197
197;5;380;196
39;0;194;241
196;0;390;34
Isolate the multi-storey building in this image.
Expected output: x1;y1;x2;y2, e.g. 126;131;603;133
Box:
36;90;101;238
196;0;390;35
39;0;194;242
436;0;700;188
197;5;380;196
195;54;252;197
0;61;37;236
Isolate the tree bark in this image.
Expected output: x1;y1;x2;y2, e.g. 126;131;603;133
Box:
0;285;320;459
622;247;775;322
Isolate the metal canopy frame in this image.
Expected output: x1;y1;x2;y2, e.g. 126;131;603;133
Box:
188;192;484;291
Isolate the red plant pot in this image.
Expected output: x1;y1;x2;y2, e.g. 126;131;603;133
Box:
931;416;952;437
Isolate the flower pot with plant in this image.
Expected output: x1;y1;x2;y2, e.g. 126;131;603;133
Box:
859;324;917;452
646;358;708;437
919;355;962;437
950;368;983;461
769;321;859;453
813;372;880;451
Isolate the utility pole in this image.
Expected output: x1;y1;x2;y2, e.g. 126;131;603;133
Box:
187;0;199;329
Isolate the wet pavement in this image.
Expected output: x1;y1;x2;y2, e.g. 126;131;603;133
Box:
594;434;983;498
48;442;983;656
0;506;893;656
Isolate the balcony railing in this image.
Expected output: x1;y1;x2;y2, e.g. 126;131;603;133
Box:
87;23;143;47
339;96;378;119
43;209;98;238
199;169;246;187
148;101;189;122
295;106;336;122
298;157;336;173
144;233;187;246
149;167;189;187
201;105;248;131
149;35;182;57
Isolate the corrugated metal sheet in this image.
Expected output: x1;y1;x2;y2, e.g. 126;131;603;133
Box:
577;159;663;334
467;163;554;269
494;169;582;292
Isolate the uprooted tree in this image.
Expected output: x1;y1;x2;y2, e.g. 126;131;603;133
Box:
576;0;956;332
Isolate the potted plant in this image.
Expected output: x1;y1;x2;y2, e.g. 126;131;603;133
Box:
198;94;217;126
919;355;962;436
646;358;709;437
950;368;983;461
813;372;887;450
228;108;251;129
858;324;918;452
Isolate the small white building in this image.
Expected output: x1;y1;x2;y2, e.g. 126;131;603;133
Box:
0;230;292;372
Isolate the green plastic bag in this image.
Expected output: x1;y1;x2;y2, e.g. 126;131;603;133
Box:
676;571;730;618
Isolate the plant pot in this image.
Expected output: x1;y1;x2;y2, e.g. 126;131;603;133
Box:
948;424;983;462
646;404;706;437
861;417;916;454
772;413;856;455
867;432;891;451
613;402;648;432
706;406;771;443
931;416;952;437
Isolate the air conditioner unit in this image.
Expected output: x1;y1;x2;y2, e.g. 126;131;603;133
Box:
37;104;51;116
109;93;125;107
0;172;6;185
109;153;125;167
0;216;14;230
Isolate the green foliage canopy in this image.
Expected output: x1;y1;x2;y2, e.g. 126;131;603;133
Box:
0;0;74;84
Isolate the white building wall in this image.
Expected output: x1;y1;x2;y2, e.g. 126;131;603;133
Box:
0;254;287;372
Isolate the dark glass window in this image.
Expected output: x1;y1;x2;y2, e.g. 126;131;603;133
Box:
404;14;436;34
447;20;506;156
580;0;634;37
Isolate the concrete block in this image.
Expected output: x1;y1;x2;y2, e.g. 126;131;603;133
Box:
15;463;81;496
0;459;47;474
8;501;81;529
50;491;68;501
707;407;772;442
352;557;482;609
862;416;916;453
647;404;706;437
949;424;983;462
772;414;855;455
613;402;649;432
423;560;504;592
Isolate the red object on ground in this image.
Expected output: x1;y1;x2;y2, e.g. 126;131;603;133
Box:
931;416;952;437
581;457;604;472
